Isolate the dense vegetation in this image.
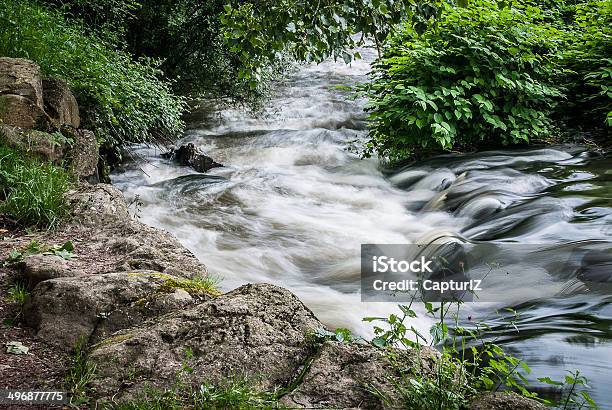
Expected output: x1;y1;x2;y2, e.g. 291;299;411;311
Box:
0;0;609;223
0;0;185;153
0;141;70;228
363;0;611;161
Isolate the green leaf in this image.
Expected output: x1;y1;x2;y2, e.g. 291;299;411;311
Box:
537;377;563;386
6;341;29;355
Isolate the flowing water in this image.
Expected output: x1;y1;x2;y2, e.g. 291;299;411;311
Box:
112;48;612;406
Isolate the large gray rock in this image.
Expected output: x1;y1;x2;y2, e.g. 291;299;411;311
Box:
65;184;132;228
42;79;80;128
0;94;50;129
68;129;98;181
281;341;440;409
21;254;76;286
0;58;43;108
469;392;548;410
89;284;321;400
54;184;208;279
0;125;63;162
23;270;204;351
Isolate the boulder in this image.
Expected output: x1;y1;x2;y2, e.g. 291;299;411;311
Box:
21;254;76;286
162;143;222;173
61;184;209;279
281;341;440;409
0;94;50;129
42;79;80;128
0;58;43;108
65;184;132;228
0;125;63;162
89;284;321;400
68;129;98;181
22;271;204;351
469;392;548;410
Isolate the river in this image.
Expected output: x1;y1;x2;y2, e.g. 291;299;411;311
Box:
112;47;612;407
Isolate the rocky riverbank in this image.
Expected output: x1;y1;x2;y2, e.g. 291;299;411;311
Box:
0;57;546;409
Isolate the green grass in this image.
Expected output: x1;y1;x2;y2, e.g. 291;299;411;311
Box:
6;282;29;305
65;337;97;405
157;274;222;297
0;141;71;228
112;379;285;410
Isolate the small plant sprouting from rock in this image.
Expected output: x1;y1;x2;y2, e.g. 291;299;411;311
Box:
157;273;222;297
309;327;356;344
65;337;97;405
128;194;143;220
363;301;598;409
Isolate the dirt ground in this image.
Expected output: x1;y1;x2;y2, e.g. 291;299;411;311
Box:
0;224;70;410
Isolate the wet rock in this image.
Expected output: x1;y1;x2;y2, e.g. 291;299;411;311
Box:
0;125;63;162
281;341;440;409
21;254;76;286
0;94;50;129
68;129;99;182
162;143;222;173
22;271;202;351
89;284;321;400
42;79;80;128
469;392;548;410
0;58;44;107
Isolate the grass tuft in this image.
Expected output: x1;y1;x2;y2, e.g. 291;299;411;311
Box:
65;337;97;405
0;141;70;228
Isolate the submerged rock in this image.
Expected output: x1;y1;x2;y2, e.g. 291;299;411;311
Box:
89;284;321;400
162;143;223;173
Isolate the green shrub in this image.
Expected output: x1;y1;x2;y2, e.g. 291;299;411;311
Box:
560;0;612;127
0;0;186;150
363;0;566;162
0;142;70;228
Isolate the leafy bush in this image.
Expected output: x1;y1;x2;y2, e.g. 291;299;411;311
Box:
363;0;566;161
559;0;612;127
0;0;186;150
0;142;71;228
40;0;278;106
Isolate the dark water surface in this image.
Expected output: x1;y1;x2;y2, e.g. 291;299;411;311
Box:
112;49;612;406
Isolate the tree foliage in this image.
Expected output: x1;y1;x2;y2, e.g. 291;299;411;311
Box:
221;0;440;88
559;0;612;127
362;0;567;161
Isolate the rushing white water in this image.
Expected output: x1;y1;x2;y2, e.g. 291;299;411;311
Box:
113;48;456;336
112;48;612;406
